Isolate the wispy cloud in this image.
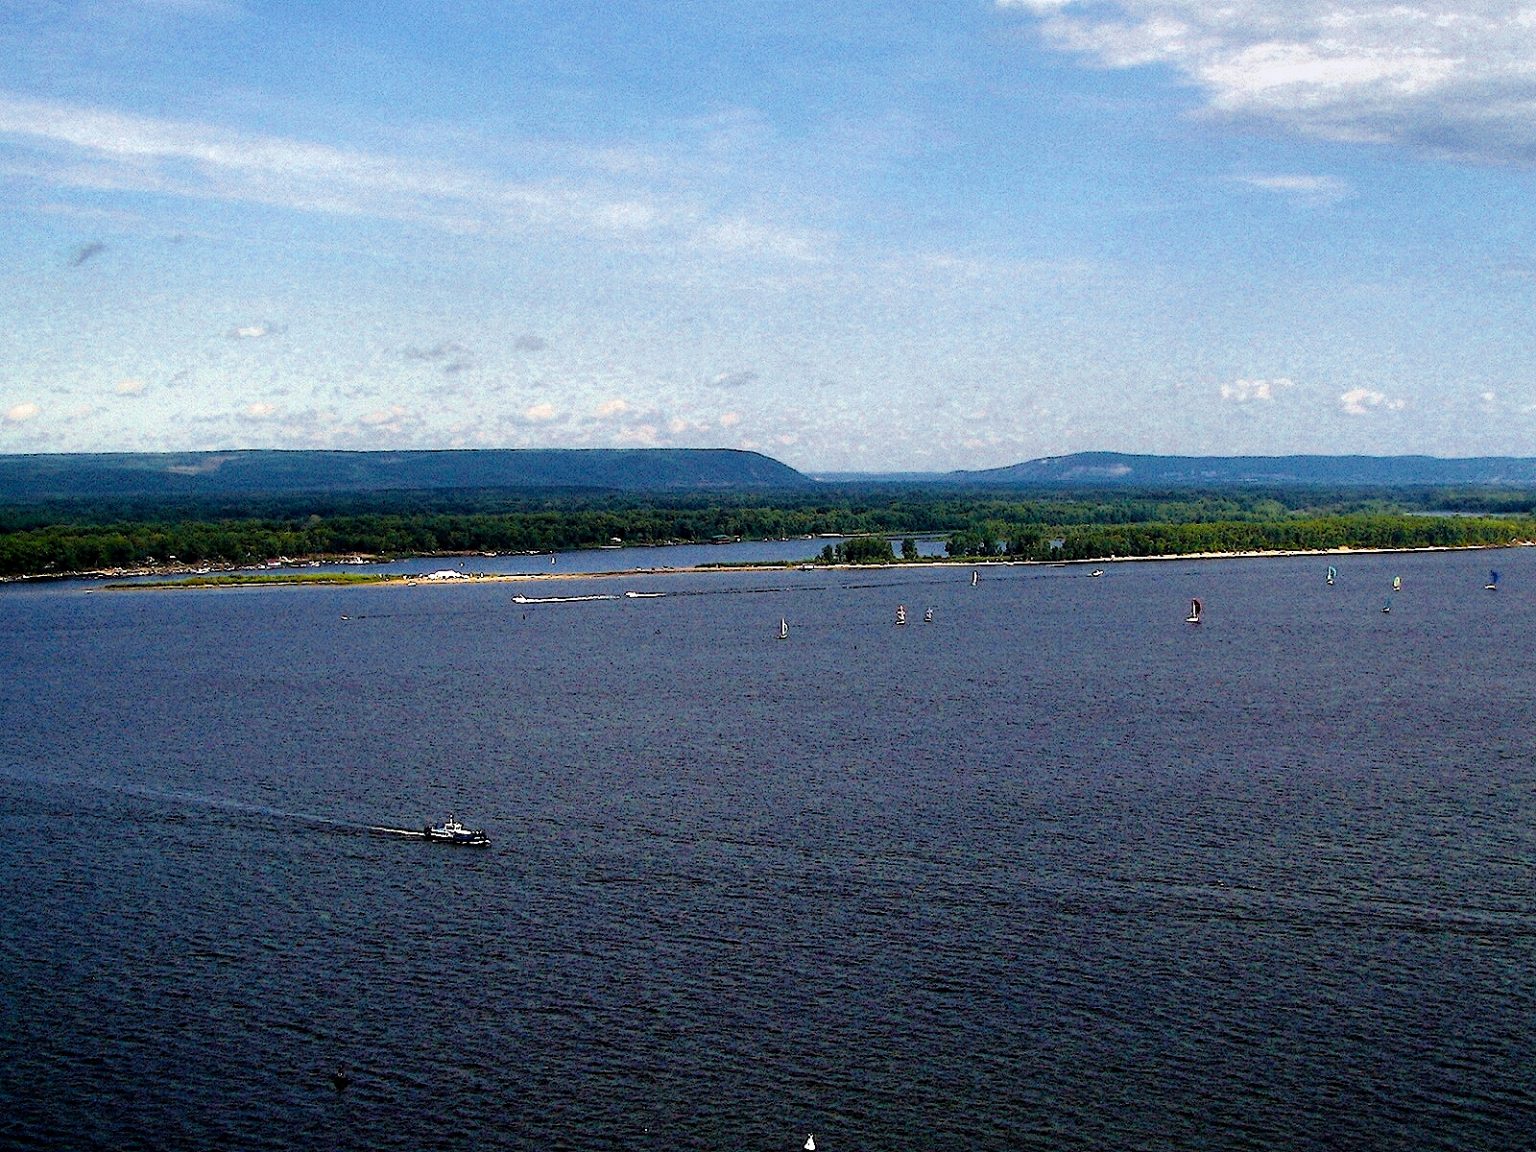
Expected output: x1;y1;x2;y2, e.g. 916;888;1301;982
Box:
0;95;832;258
1236;173;1351;205
115;379;146;395
708;369;759;390
1000;1;1536;165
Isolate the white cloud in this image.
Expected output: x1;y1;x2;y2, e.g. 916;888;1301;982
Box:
613;422;662;447
359;404;412;427
1000;1;1536;165
593;398;630;418
1220;377;1293;403
245;402;277;417
719;411;742;427
4;402;40;423
1339;386;1406;415
229;323;270;339
115;379;146;395
524;402;558;423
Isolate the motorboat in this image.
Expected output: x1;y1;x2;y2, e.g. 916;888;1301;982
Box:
424;816;489;846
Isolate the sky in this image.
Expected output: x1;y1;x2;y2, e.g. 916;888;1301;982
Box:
3;1;1536;472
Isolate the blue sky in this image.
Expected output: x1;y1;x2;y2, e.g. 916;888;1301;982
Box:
3;0;1536;471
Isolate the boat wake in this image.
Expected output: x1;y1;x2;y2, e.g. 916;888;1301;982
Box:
0;766;421;839
512;593;619;604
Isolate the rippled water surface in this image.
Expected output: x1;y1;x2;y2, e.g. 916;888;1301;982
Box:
2;550;1533;1150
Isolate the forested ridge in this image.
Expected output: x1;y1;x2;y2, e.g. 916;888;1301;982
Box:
2;486;1533;578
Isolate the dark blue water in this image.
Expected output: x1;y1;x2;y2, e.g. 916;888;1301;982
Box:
2;551;1532;1150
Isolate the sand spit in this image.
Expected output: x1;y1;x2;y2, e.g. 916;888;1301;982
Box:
77;541;1533;591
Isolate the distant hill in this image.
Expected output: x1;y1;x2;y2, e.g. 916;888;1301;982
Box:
947;452;1536;488
0;448;811;502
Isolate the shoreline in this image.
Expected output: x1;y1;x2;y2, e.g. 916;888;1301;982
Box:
70;539;1530;591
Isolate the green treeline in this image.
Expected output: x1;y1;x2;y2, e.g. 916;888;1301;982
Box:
1;485;1532;577
945;513;1529;561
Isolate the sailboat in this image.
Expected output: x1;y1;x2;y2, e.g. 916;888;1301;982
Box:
1392;575;1402;592
778;617;789;639
1326;565;1336;585
1486;570;1500;591
896;604;907;626
923;607;934;623
1383;597;1392;614
970;570;979;587
1185;597;1202;624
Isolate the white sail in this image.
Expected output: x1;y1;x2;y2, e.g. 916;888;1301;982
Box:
778;617;789;639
